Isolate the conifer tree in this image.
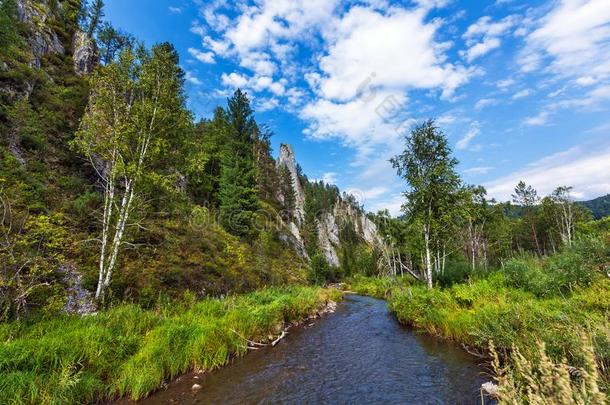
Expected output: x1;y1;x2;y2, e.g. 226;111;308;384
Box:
218;89;260;237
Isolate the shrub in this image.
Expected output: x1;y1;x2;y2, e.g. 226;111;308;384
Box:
309;253;334;285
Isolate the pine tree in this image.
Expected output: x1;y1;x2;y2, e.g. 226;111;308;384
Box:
218;89;260;237
279;165;296;221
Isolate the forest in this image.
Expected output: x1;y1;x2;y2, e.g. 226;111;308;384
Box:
1;0;609;404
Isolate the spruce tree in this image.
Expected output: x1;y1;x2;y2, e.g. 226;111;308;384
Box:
218;89;260;237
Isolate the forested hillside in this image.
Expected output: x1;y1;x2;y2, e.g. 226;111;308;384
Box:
0;0;381;320
580;194;610;219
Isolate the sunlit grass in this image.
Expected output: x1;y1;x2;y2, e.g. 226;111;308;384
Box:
0;286;341;403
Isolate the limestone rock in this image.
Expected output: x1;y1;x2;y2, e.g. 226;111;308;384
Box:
316;213;340;267
277;144;306;225
72;30;98;76
278;221;309;260
16;0;65;68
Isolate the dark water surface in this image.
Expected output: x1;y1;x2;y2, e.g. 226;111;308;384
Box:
141;295;490;405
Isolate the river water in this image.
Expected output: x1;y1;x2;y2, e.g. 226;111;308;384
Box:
141;295;491;404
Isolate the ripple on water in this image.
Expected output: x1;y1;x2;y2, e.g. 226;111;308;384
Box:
136;295;492;405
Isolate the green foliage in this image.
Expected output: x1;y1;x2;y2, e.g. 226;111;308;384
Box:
504;236;606;297
1;182;75;320
346;274;410;299
218;89;260;237
0;286;341;403
580;194;610;220
96;22;134;64
309;253;333;285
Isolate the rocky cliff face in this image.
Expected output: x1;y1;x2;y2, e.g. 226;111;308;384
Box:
277;144;386;267
277;144;306;225
72;30;97;76
14;0;94;76
16;0;65;68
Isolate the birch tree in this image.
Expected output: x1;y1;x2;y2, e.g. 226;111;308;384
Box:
551;186;575;247
73;44;190;300
512;181;541;255
391;120;461;289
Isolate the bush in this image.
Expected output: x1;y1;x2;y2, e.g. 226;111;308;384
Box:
505;237;607;297
308;253;334;285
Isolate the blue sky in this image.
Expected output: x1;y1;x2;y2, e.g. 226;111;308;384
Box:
105;0;610;215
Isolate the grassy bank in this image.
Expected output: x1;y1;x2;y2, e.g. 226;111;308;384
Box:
0;286;341;404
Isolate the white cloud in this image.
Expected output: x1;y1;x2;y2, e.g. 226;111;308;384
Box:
188;47;215;64
475;98;498;110
497;78;516;90
184;71;202;85
221;72;249;88
257;97;280;112
321;172;338;185
485;144;610;201
462;15;517;62
366;193;405;216
168;6;182;14
220;72;287;97
463;166;494;175
317;6;472;102
575;76;597;86
519;0;610;81
456;121;481;150
196;0;339;77
464;37;501;62
523;111;550;126
512;89;531;99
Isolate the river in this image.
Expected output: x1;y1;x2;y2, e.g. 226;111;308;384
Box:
139;295;491;404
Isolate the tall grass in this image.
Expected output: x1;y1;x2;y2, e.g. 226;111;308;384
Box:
490;336;606;404
0;286;342;403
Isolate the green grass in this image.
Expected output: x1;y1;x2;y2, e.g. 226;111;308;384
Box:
0;286;342;403
344;274;412;299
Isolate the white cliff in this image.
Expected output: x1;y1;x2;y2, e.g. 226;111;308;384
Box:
277;144;306;225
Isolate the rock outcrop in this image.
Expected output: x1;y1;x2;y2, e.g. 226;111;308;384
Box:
276;143;388;267
316;213;340;267
278;221;309;261
16;0;65;68
277;144;306;225
72;30;97;76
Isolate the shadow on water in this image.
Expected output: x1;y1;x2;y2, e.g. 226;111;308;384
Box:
131;295;494;405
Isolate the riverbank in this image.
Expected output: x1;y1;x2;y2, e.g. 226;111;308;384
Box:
136;294;488;404
0;286;341;403
346;274;610;401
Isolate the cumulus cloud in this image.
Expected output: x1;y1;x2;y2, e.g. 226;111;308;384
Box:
184;71;202;85
188;47;215;64
316;6;472;101
485;144;610;201
462;15;517;62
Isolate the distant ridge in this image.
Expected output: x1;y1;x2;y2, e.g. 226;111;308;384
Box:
579;194;610;219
